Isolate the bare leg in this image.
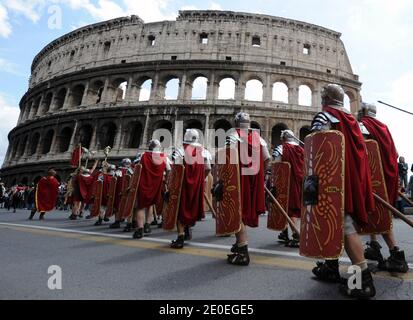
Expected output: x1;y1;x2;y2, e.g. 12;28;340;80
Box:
345;233;367;267
136;209;145;229
146;206;154;225
235;223;247;245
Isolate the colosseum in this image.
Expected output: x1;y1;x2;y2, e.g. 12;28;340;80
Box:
0;10;361;185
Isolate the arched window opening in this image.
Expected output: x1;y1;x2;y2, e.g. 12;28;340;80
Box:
116;81;128;101
55;88;67;110
99;123;117;149
245;79;263;101
272;82;289;103
42;130;54;154
191;77;208;100
29;133;40;156
70;84;85;108
78;125;93;149
213;119;232;148
218;78;235;100
165;78;180;100
271;124;288;149
139;79;152;102
58;127;72;153
127;122;143;149
298;85;312;106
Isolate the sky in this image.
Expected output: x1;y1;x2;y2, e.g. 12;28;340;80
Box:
0;0;413;168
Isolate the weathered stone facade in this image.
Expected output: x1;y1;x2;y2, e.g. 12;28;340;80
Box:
0;10;361;185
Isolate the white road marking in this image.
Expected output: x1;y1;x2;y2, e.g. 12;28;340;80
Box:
0;221;412;270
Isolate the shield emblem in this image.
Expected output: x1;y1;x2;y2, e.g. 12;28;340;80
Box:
214;147;242;236
117;174;131;220
300;131;345;260
267;162;291;231
357;140;392;234
105;176;117;217
162;164;185;231
120;165;142;220
90;178;103;218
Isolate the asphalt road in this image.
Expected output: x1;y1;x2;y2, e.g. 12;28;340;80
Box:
0;208;412;300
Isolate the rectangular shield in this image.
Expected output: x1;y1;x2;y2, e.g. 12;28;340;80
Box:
105;176;117;217
357;140;393;234
267;162;291;231
162;164;185;231
214;147;242;236
117;174;131;220
90;179;103;218
300;131;345;260
155;180;166;218
120;165;142;220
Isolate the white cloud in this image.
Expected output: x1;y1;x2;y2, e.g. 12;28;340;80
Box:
180;2;223;12
65;0;176;22
209;2;222;10
4;0;45;23
0;92;20;166
0;57;26;76
65;0;128;21
0;4;12;38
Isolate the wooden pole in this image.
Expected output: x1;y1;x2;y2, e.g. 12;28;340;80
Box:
204;194;217;219
399;191;413;208
374;193;413;228
265;186;300;235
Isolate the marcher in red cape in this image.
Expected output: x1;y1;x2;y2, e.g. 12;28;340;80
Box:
170;129;212;249
125;139;171;239
225;112;270;266
93;162;116;226
358;102;408;273
310;84;376;299
109;158;133;229
272;129;304;247
68;160;98;220
28;167;59;220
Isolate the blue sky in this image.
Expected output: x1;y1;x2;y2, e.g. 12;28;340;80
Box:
1;0;413;167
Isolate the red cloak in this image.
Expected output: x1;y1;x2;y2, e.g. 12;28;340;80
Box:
77;173;96;205
324;106;375;226
35;176;59;212
282;143;304;218
178;144;205;226
361;116;399;206
238;129;266;228
136;152;167;210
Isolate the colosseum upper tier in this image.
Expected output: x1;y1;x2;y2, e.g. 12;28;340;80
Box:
0;10;361;185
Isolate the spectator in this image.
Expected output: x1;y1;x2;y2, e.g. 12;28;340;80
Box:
27;186;35;211
398;156;408;189
0;183;5;209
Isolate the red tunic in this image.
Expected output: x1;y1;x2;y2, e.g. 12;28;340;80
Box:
178;144;205;226
361;116;399;206
238;129;266;228
282;143;304;218
35;176;59;212
324;106;375;226
136;152;167;210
